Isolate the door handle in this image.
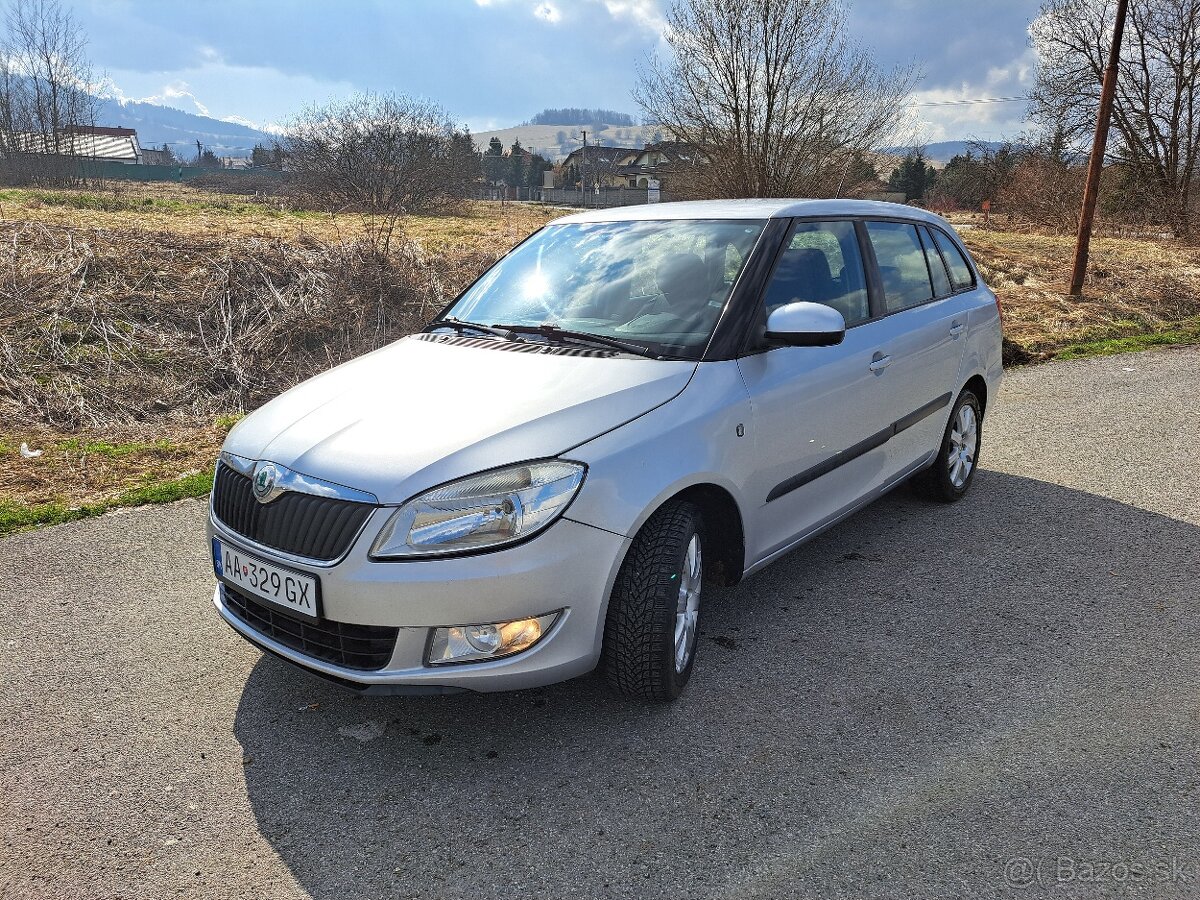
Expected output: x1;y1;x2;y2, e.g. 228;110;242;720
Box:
869;353;892;373
949;321;967;337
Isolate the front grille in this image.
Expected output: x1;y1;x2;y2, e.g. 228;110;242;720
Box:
223;585;399;671
212;464;375;561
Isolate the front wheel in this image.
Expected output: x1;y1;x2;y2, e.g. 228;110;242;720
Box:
601;500;704;701
913;389;982;502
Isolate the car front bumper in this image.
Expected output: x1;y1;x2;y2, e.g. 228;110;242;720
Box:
208;508;630;693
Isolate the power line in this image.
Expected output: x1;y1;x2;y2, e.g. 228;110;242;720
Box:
912;95;1028;108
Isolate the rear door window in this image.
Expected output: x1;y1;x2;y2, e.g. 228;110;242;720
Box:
929;228;975;290
918;226;953;297
864;221;934;313
762;220;869;325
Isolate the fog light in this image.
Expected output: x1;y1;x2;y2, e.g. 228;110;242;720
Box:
464;624;500;653
427;612;559;666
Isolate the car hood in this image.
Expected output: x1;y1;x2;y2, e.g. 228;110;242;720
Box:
223;334;696;503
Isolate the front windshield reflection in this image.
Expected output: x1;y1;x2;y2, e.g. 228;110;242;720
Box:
443;219;767;359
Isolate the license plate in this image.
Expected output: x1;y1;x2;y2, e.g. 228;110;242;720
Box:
212;538;320;621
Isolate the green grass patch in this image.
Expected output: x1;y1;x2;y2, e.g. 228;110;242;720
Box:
53;437;185;458
0;470;212;538
1052;318;1200;361
214;412;245;431
0;187;301;218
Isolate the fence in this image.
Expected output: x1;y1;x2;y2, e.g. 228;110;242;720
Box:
540;187;674;208
77;159;286;183
476;186;674;208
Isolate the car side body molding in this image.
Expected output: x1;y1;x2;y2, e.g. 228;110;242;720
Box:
766;392;953;503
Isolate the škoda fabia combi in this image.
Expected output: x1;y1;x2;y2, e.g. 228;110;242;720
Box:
208;199;1002;701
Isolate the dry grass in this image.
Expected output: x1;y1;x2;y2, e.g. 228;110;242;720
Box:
0;183;561;247
2;187;1198;530
0;208;559;430
961;229;1200;359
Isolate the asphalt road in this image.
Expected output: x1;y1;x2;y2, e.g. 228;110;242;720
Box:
3;347;1199;900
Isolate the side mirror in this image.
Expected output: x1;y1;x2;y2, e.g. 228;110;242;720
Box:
764;301;846;347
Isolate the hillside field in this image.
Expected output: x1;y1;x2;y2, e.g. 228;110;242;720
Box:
1;183;1197;533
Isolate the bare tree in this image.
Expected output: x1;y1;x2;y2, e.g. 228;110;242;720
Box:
633;0;917;198
0;0;99;184
283;93;480;251
1030;0;1200;233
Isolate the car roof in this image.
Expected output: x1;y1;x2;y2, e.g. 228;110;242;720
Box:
551;198;952;229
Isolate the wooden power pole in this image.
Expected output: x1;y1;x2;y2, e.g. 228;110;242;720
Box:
1069;0;1129;296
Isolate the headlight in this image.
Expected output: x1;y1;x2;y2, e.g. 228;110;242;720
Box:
370;460;586;558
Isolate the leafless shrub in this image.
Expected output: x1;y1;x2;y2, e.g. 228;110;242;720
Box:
0;222;499;429
282;93;481;253
995;157;1087;232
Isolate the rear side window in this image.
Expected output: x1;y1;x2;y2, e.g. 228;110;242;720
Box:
918;226;953;297
865;221;933;312
929;228;975;290
762;220;869;325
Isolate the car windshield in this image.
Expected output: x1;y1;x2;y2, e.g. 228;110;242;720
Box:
440;219;767;358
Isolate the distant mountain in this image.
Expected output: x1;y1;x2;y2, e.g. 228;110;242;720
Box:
879;141;1006;165
96;98;274;159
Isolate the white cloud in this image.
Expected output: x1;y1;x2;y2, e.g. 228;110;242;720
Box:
598;0;665;33
95;74;212;117
148;81;212;117
893;48;1037;144
533;2;561;23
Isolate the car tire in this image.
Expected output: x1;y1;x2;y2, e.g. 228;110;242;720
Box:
601;500;704;702
913;388;983;502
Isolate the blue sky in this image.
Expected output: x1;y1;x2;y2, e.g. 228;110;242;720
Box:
76;0;1043;142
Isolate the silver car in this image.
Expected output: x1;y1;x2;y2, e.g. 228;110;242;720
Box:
208;199;1002;701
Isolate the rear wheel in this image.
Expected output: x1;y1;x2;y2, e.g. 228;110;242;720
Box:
601;500;704;701
913;389;982;502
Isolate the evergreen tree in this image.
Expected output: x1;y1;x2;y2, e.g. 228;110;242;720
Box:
525;152;552;189
250;143;275;168
482;137;506;185
508;139;526;188
888;149;935;202
839;150;878;194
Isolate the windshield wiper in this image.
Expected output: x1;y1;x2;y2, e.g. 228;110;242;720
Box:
429;317;515;340
492;323;662;359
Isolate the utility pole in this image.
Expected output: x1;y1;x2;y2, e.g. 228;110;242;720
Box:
1069;0;1129;296
581;129;588;208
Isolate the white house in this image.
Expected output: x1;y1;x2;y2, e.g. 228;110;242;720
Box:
9;125;142;164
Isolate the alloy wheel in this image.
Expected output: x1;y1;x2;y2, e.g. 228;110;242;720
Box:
674;534;702;673
948;403;978;488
